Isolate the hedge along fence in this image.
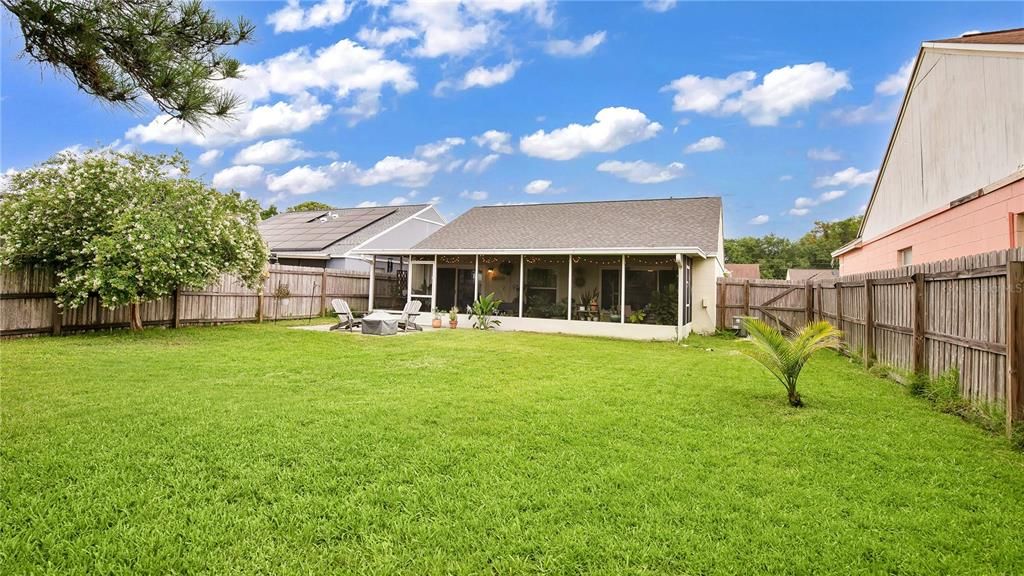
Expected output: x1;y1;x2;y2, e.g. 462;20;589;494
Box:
0;264;404;338
717;248;1024;436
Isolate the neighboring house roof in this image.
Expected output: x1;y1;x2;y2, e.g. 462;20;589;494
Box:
835;28;1024;258
787;268;838;282
410;197;723;256
931;28;1024;45
725;263;761;279
260;204;431;255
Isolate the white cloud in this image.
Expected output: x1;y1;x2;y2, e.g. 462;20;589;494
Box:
814;167;878;188
267;0;352;33
415;137;466;159
233;139;316;165
779;174;793;182
388;196;410;205
357;200;379;208
662;62;850;126
212;165;265;191
960;30;982;37
819;190;847;202
524;179;552;194
749;214;770;225
829;99;900;125
463;154;500;173
197;149;222;166
472;130;513;154
875;59;914;96
127;39;418;145
643;0;677;12
450;60;521;92
596;160;685;184
684;136;725;153
544;31;606;57
663;71;755;114
807;146;841;161
352;156;438;187
520;107;662;161
386;0;552;59
356;26;418;47
786;189;847;216
460;190;489;201
126;93;332;147
266;165;335;196
232;39;417;123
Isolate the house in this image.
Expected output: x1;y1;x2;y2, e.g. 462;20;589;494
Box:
786;268;838;282
355;197;726;340
258;204;445;272
833;28;1024;274
726;263;761;279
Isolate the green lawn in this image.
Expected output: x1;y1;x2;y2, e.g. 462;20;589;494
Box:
3;324;1024;574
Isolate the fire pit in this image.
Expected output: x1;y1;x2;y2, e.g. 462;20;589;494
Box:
360;311;399;336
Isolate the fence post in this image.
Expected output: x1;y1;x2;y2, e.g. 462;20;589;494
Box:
804;281;814;326
816;284;823;322
320;268;328;317
1007;261;1024;437
912;273;926;374
864;278;875;369
742;280;750;317
172;286;181;329
51;301;62;336
836;282;844;330
256;287;264;323
717;281;726;329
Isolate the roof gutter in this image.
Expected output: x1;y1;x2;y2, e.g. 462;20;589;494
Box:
351;246;710;258
830;238;862;258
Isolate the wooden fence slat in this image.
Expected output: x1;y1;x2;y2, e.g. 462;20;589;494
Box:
913;272;926;373
864;278;875;368
1007;261;1023;437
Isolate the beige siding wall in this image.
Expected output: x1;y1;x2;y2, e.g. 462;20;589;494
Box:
690;256;721;334
863;48;1024;241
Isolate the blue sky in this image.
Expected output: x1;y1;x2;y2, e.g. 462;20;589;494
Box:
2;1;1021;238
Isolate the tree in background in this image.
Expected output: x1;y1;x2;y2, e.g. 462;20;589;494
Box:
287;201;333;212
725;215;862;279
2;0;253;128
725;234;795;279
792;216;863;269
0;150;269;330
260;204;279;220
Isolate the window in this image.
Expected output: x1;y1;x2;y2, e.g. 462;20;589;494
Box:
1016;213;1024;248
898;247;913;267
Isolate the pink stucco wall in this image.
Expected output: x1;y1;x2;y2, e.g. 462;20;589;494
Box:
838;178;1024;275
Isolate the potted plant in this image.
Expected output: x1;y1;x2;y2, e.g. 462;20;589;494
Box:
448;307;459;329
431;309;443;329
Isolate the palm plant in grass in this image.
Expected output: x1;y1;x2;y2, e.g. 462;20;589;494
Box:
741;319;842;407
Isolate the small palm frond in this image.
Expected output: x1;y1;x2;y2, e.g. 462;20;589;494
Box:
740;317;843;406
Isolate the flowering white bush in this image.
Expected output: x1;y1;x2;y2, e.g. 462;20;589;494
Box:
0;150;269;328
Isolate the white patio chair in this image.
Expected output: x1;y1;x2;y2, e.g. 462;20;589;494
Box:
398;300;423;332
329;299;360;331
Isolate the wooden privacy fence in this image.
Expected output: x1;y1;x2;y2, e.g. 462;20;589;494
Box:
0;264;403;338
718;248;1024;434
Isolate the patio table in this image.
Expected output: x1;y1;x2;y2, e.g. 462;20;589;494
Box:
361;311;400;336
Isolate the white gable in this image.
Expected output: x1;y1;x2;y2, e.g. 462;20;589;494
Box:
861;45;1024;240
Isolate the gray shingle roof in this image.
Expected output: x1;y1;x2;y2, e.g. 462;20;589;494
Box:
412;197;722;254
260;204;428;253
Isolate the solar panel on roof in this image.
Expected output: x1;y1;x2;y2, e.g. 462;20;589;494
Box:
262;207;399;251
